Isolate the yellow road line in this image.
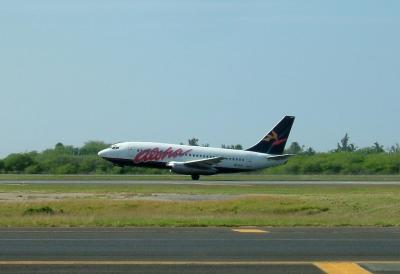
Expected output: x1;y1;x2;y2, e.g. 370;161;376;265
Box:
232;229;268;233
315;262;371;274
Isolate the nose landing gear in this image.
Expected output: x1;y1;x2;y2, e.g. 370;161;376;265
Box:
191;174;200;181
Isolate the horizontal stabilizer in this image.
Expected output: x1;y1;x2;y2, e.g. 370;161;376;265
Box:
266;154;294;161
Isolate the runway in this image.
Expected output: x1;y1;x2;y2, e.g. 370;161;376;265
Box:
0;227;399;273
1;179;400;185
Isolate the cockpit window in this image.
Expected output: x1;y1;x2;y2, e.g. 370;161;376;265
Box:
111;145;120;150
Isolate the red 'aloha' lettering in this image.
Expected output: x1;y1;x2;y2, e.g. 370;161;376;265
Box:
133;147;192;163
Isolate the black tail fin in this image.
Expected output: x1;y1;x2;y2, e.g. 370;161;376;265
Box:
246;116;295;155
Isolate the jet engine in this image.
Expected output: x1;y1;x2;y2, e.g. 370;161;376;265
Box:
167;162;217;175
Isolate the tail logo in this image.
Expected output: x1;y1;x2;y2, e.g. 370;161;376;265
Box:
264;131;278;142
263;131;287;147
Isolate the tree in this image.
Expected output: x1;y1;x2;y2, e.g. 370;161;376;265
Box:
80;141;109;155
221;144;243;150
24;164;42;174
3;153;36;173
336;133;356;152
0;159;4;172
285;142;303;154
55;142;64;150
55;163;78;174
357;142;386;154
389;143;400;154
234;144;243;150
303;147;316;155
188;138;199;146
372;142;385;153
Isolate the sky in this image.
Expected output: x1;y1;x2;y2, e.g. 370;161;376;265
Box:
0;0;399;157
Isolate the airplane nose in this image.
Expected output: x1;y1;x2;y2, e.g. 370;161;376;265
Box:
98;149;107;158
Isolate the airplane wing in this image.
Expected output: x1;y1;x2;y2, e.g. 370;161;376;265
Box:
182;157;225;168
166;157;225;176
266;154;294;161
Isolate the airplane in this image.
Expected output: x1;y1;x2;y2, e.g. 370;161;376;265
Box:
98;116;295;180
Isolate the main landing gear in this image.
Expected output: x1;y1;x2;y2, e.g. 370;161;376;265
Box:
191;174;200;181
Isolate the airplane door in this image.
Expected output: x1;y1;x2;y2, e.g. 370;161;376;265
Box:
245;156;252;169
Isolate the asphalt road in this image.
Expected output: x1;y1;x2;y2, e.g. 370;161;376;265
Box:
1;227;399;261
0;227;399;273
1;180;400;185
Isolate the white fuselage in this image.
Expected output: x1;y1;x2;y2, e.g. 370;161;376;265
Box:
98;141;287;174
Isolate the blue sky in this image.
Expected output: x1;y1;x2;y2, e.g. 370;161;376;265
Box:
1;0;399;157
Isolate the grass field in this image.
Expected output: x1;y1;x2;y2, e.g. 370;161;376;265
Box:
1;174;400;181
0;182;399;227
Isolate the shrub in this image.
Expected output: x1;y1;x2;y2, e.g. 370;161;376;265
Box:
23;206;63;215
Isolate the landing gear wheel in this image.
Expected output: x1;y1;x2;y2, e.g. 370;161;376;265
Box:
191;174;200;181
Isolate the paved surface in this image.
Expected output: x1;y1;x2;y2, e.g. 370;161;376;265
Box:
1;180;400;185
0;264;325;274
0;227;399;261
0;227;399;273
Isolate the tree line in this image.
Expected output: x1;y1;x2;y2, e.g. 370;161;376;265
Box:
265;134;400;175
0;134;399;175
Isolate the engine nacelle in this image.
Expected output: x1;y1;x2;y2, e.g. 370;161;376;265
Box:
167;162;217;175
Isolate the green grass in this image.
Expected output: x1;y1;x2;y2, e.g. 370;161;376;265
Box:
0;183;399;195
1;174;400;181
0;183;400;227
